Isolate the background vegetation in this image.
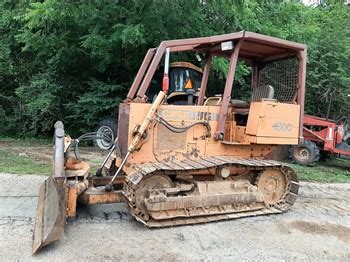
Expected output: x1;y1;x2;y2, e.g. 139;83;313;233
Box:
1;0;349;137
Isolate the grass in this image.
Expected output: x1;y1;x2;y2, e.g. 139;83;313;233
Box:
0;136;51;146
0;138;349;182
0;147;51;175
0;137;103;176
284;158;350;183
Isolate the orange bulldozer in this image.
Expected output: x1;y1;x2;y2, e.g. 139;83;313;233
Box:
33;31;306;254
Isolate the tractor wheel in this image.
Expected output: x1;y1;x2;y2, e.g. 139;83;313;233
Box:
290;140;320;166
319;151;330;162
94;118;117;150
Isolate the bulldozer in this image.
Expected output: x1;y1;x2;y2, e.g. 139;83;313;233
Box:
32;31;306;254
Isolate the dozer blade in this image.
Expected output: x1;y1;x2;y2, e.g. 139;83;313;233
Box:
32;120;67;255
32;176;67;254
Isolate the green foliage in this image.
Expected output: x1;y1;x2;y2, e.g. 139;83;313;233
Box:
0;0;349;136
15;72;63;134
0;147;51;175
304;3;350;119
66;79;124;132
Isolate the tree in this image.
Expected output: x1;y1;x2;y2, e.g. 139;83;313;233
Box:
0;0;349;136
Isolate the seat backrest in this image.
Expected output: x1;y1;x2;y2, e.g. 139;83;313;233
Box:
204;97;221;106
251;85;275;101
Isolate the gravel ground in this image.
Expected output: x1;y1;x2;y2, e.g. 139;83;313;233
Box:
0;173;349;261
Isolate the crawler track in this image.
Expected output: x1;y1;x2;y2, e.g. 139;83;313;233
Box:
123;156;299;227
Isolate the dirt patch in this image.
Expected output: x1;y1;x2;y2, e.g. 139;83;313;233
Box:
1;141;106;167
288;220;350;244
0;141;53;165
0;141;12;145
21;147;53;164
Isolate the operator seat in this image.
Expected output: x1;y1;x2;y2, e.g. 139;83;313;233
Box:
231;85;275;109
204;85;275;108
251;84;275;101
204;96;222;106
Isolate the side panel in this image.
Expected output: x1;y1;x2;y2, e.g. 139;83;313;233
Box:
123;103;276;168
246;101;300;144
127;104;212;163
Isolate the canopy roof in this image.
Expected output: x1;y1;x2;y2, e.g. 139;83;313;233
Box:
162;31;306;61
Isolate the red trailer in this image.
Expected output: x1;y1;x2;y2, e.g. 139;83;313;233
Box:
290;115;350;166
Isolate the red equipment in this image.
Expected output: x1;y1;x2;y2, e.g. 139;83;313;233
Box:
290;115;350;166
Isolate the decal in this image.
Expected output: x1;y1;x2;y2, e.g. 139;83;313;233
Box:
272;122;293;132
158;109;219;121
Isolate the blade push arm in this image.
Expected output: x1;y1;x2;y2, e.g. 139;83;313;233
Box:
106;91;166;191
128;91;166;152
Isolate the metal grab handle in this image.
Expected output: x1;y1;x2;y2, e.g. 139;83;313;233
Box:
54;121;65;179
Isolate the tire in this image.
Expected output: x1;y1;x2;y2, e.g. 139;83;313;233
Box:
290;140;320;166
336;141;350;160
94;118;117;150
319;150;330;162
